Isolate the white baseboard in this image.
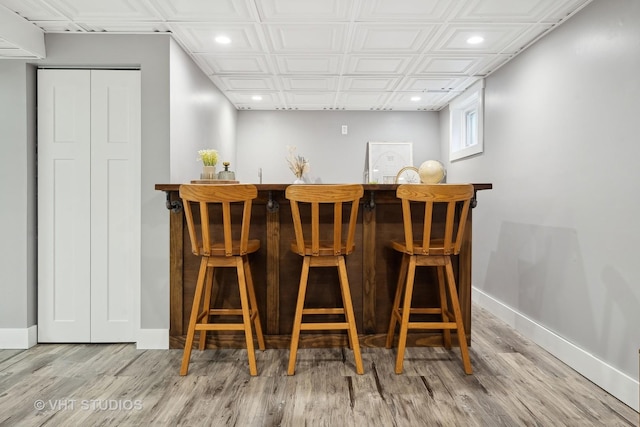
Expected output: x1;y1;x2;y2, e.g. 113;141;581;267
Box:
136;328;169;349
473;287;639;412
0;326;38;349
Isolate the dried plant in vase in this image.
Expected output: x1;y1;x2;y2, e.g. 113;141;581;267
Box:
286;146;310;184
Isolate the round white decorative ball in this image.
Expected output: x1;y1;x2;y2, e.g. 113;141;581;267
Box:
418;160;446;184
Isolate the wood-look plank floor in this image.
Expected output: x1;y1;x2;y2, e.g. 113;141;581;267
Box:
0;306;636;426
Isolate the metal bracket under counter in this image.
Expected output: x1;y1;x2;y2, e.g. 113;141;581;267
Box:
266;191;279;213
364;191;376;211
163;191;183;213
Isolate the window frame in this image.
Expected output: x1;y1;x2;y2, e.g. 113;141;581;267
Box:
449;79;484;161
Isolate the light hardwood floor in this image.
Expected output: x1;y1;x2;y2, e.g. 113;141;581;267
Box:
0;305;636;426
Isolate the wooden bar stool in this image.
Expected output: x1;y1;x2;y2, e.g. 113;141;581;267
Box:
286;184;364;375
386;184;474;375
179;184;265;376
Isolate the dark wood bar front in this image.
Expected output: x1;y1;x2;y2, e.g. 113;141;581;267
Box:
155;183;492;349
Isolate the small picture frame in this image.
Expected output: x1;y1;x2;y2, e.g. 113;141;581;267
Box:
365;142;413;184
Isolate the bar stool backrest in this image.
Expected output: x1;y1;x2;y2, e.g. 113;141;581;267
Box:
286;184;364;257
396;184;474;256
179;184;257;257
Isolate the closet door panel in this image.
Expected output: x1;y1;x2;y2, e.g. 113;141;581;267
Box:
37;69;91;342
90;70;141;342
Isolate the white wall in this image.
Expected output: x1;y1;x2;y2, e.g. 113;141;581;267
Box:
236;110;440;183
0;61;36;335
444;0;640;410
169;39;237;183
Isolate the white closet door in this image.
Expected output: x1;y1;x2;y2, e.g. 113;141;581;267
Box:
90;70;141;342
38;69;141;343
37;70;92;342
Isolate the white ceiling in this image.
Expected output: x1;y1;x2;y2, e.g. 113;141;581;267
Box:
0;0;592;111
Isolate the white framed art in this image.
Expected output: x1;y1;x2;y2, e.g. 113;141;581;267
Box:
365;142;413;184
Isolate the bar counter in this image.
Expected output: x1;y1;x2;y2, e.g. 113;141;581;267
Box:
155;183;492;349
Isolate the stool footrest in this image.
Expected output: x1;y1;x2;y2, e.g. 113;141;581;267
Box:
407;321;458;330
203;308;245;317
195;323;245;331
407;308;442;315
198;309;259;319
302;308;345;315
300;322;349;331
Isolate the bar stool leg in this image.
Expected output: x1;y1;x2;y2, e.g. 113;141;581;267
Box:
243;256;265;351
198;266;214;351
444;259;472;374
395;256;417;374
436;265;452;349
288;257;311;375
236;257;258;376
337;257;364;375
386;253;409;348
181;257;208;376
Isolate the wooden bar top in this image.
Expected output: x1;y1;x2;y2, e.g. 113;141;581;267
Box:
155;183;493;192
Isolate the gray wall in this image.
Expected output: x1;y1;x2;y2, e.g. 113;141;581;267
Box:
0;33;173;334
443;0;640;408
0;32;240;340
40;33;172;331
0;61;36;328
236;110;440;183
169;39;237;183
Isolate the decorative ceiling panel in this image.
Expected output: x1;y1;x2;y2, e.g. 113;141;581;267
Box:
195;54;271;75
356;0;458;22
432;23;531;54
77;21;170;33
346;55;416;75
340;76;401;92
225;91;281;104
398;76;467;92
455;0;565;22
350;24;438;53
147;0;254;22
274;55;342;75
42;0;158;21
280;76;339;91
170;23;263;53
336;91;391;107
386;91;450;110
256;0;353;22
212;75;278;91
0;0;66;20
265;24;347;53
413;55;494;75
0;0;593;110
285;91;337;106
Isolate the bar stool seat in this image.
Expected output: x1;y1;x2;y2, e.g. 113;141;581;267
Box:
386;184;474;375
286;184;364;375
179;184;265;376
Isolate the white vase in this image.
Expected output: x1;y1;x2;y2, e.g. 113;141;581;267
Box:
293;178;305;184
201;165;216;179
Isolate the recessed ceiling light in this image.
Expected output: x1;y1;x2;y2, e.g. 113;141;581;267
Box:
467;36;484;45
215;35;231;44
410;96;421;102
252;95;262;101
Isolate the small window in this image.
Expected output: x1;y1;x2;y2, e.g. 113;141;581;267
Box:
465;110;477;147
449;79;484;161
